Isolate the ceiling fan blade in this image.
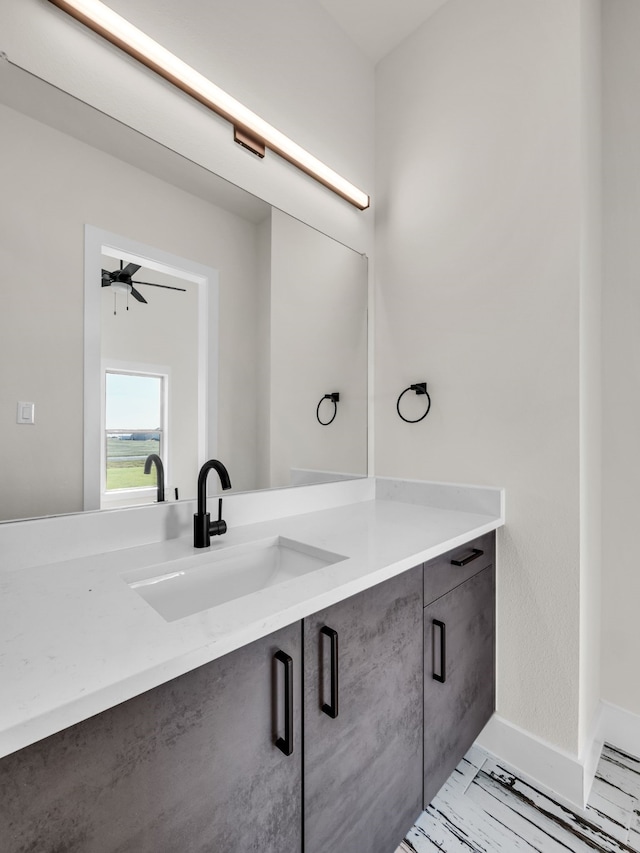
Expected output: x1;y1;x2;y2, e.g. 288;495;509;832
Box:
130;286;148;304
101;269;114;286
121;262;141;277
132;281;187;292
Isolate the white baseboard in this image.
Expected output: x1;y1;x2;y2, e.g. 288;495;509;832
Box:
582;704;605;806
476;702;640;812
599;700;640;761
475;714;592;811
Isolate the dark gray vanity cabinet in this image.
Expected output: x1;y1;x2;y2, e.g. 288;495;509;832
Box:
303;566;424;853
0;621;302;853
423;534;496;806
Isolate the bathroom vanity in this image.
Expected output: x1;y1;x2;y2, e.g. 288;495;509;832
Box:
0;34;510;852
0;478;502;852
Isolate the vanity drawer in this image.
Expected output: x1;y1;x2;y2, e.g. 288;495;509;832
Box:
423;532;495;605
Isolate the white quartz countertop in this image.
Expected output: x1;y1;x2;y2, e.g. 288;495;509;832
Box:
0;482;503;759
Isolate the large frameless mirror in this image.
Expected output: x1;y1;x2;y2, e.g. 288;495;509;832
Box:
0;61;368;522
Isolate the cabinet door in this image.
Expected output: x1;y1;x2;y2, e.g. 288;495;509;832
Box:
423;565;495;806
0;621;302;853
304;567;423;853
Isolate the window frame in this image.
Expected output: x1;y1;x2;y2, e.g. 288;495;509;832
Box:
100;361;170;508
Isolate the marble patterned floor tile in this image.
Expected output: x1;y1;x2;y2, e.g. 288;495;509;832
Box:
599;746;640;801
629;808;640;852
464;744;490;770
447;753;488;796
409;785;561;852
474;761;631;851
400;742;640;853
394;842;416;853
586;776;635;839
482;758;634;847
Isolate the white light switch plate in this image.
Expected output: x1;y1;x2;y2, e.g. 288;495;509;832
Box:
17;402;35;424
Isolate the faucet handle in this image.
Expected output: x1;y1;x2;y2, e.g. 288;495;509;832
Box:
209;498;227;537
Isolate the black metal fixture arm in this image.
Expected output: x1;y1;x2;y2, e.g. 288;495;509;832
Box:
143;453;165;503
396;381;431;423
316;392;340;426
193;459;232;548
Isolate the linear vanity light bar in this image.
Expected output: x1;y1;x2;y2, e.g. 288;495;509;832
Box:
47;0;370;210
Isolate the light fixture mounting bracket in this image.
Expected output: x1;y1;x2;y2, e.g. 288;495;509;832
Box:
234;126;266;158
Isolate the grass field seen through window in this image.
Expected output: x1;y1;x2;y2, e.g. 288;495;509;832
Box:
106;436;161;491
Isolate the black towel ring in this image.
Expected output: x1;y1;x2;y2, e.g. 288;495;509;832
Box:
397;382;431;423
317;392;340;426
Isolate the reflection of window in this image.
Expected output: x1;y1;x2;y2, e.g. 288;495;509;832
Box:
104;371;166;492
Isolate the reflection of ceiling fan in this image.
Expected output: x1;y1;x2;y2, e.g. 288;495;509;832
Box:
101;261;187;310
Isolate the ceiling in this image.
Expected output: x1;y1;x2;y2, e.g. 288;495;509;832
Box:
316;0;451;63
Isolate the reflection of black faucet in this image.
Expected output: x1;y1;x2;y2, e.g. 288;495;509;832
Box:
144;454;165;503
194;459;232;548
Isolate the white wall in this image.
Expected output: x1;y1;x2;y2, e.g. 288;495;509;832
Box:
0;0;374;256
256;214;273;490
578;0;603;754
375;0;593;754
269;209;368;486
0;104;262;520
601;0;640;716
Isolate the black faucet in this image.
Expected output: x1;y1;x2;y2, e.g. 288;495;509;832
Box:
144;454;165;503
194;459;232;548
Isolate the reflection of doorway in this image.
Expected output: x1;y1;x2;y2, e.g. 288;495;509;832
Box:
99;252;197;509
84;226;218;511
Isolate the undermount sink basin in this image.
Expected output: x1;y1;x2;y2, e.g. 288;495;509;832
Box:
123;536;347;622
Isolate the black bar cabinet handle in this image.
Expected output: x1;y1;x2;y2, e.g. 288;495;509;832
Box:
274;650;294;755
433;619;446;683
320;626;339;719
451;548;484;567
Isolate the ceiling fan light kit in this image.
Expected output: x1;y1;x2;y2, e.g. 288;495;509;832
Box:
47;0;370;210
110;281;132;295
